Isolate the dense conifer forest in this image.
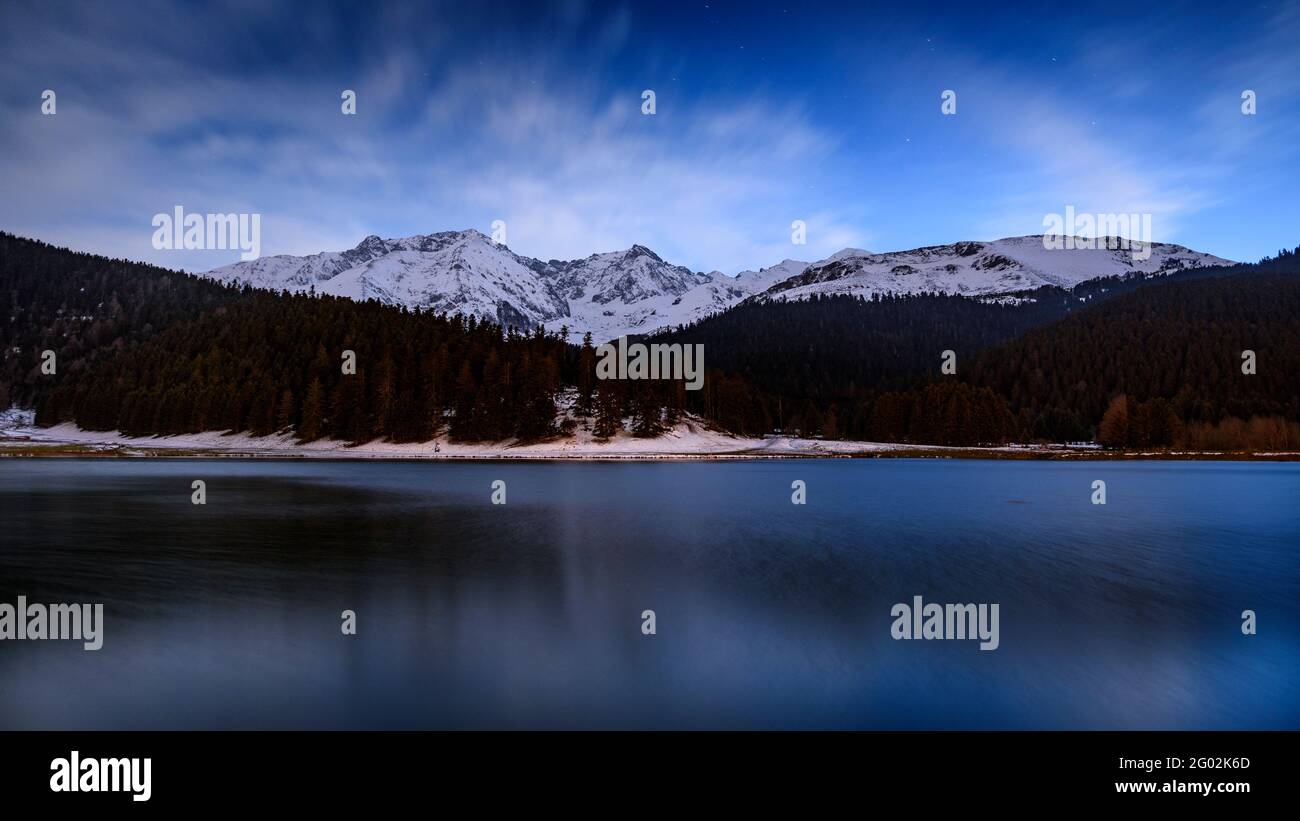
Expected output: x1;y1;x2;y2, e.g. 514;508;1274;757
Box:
1;233;689;444
652;289;1077;438
966;268;1300;446
2;233;572;443
654;252;1300;447
4;232;1298;450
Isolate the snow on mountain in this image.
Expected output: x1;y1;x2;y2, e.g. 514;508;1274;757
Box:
205;232;1232;341
207;230;568;331
531;245;716;339
541;256;815;340
735;258;812;287
755;235;1233;303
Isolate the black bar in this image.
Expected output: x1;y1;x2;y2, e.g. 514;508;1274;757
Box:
2;730;1285;808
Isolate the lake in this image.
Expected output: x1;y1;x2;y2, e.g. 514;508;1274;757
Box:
0;458;1296;729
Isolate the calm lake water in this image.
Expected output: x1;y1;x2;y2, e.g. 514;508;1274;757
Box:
0;458;1296;729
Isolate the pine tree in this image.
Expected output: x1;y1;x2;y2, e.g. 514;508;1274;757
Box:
298;378;325;441
630;382;663;437
450;360;479;441
1098;394;1129;448
577;331;595;416
371;354;395;439
593;379;623;438
276;388;296;432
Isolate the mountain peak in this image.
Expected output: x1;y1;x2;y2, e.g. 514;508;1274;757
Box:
828;247;872;260
627;243;659;256
205;230;1233;343
755;235;1234;302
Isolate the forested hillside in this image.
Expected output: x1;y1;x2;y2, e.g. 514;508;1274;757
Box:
2;233;574;442
4;232;1298;450
1;233;241;410
649;289;1075;440
966;269;1300;446
655;251;1300;447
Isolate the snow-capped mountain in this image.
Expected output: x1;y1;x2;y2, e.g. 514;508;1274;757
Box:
205;232;1232;341
754;236;1233;304
205;230;569;331
532;244;719;340
207;229;788;340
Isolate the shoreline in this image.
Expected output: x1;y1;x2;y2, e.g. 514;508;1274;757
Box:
4;450;1297;462
2;421;1296;462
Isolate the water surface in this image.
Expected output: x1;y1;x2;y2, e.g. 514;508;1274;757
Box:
0;458;1296;729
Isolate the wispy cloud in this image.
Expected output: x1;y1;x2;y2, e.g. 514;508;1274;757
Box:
0;0;1295;271
0;0;866;272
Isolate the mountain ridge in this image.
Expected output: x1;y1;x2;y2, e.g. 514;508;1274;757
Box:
4;230;1295;452
205;231;1234;340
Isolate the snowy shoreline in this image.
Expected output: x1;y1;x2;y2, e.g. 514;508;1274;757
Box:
1;414;925;459
2;411;1296;461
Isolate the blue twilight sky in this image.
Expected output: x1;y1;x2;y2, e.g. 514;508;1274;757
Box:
1;0;1297;274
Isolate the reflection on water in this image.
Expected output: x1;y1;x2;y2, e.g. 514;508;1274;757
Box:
0;458;1296;729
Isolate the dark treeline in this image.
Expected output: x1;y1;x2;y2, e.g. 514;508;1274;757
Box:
5;232;1299;449
650;257;1262;425
653;251;1300;447
655;290;1079;399
2;233;692;444
3;233;573;443
966;268;1300;444
1;233;242;410
36;296;573;443
651;290;1074;442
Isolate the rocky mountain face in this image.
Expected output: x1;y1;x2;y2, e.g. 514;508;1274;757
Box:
754;236;1233;304
205;231;1233;340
